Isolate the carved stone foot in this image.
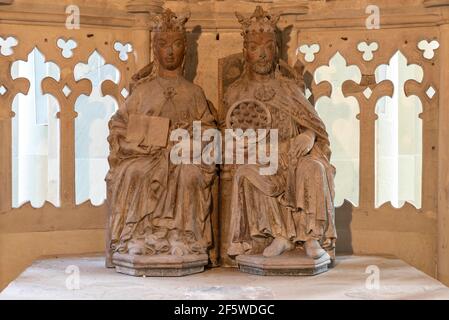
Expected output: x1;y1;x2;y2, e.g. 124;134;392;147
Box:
304;239;330;260
325;247;336;268
127;239;146;255
169;241;190;256
227;242;250;257
262;237;294;257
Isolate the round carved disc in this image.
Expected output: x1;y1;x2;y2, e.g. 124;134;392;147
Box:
225;99;272;141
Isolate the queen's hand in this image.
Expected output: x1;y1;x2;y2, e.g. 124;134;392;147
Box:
120;140;149;155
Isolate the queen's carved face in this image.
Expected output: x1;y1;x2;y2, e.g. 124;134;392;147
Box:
244;32;277;75
154;32;186;71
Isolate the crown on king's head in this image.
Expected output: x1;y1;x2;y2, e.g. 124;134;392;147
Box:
235;6;280;36
151;8;190;32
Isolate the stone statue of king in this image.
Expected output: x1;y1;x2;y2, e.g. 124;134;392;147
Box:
224;6;337;274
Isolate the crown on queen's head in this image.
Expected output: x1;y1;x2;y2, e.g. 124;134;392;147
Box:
235;6;280;37
151;8;190;33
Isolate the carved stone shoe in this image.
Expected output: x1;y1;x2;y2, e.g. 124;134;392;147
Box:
170;241;190;256
263;237;294;257
227;242;246;257
127;239;146;255
145;234;170;255
304;239;330;260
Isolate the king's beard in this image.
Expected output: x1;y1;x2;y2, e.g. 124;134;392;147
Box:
249;60;274;75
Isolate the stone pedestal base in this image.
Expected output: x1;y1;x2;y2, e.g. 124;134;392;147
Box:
112;253;209;277
236;249;331;276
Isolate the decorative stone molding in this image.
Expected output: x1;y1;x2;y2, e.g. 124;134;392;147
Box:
0;2;135;28
126;0;164;14
424;0;449;8
270;0;308;15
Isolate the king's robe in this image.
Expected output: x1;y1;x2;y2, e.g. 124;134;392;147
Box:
224;73;337;255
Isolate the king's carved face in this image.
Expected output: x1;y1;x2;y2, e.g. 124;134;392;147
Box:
244;32;277;76
154;32;186;71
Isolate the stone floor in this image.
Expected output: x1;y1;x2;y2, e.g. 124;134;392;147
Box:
1;255;449;300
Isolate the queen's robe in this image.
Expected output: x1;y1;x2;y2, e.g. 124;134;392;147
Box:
106;76;217;256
